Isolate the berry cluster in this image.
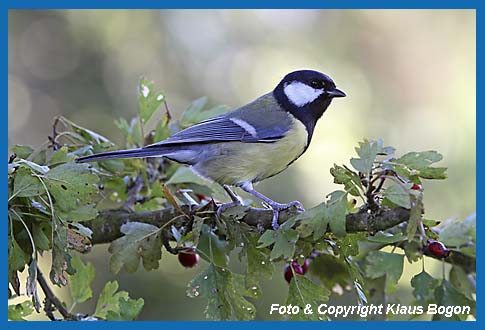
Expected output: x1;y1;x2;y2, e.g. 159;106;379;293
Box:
284;259;310;283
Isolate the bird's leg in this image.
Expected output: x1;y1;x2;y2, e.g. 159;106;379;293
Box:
216;184;243;218
239;182;305;230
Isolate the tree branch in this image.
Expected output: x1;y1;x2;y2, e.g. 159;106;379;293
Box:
87;205;411;245
85;205;475;273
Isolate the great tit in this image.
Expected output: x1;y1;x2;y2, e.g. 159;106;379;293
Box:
76;70;346;228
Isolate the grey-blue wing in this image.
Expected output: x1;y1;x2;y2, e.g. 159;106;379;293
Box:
145;94;293;148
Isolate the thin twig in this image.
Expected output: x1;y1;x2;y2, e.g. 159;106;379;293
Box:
36;266;76;320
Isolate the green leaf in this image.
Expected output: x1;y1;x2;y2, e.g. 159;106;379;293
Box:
396;151;447;180
295;190;347;240
45;163;99;212
57;116;112;145
285;275;330;320
257;229;276;247
449;266;475;300
411;271;439;302
365;251;404;288
367;231;405;244
108;297;145;321
69;255;95;304
12;167;43;198
197;224;229;267
434;280;475;320
166;166;227;200
32;223;51;251
330;164;363;197
50;216;75;286
326;191;347;237
245;242;273;296
58;204;98;222
439;214;476;248
8;236;29;272
94;281;144;320
383;184;411;208
49;146;74;165
11;145;34;159
416;167;447;180
350;139;383;174
8;300;34;321
138;77;165;124
397;151;443;168
108;222;162;274
295;203;327;240
407;195;423;241
310;254;352;289
339;232;367;256
261;227;299;261
153;112;171;142
187;264;255;320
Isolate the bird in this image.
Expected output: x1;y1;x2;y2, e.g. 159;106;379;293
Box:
76;70;346;229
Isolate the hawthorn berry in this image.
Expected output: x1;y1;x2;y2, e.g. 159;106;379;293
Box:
178;247;200;268
284;261;305;283
427;241;449;258
411;184;423;190
301;259;311;273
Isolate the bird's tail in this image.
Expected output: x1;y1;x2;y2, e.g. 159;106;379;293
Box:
76;147;171;163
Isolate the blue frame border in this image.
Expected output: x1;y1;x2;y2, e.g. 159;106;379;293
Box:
3;0;480;328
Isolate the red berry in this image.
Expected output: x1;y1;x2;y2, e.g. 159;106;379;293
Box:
427;241;449;258
284;261;305;283
178;248;200;268
301;259;310;274
411;184;423;190
284;265;293;283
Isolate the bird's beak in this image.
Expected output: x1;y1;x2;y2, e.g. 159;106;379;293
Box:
327;88;346;98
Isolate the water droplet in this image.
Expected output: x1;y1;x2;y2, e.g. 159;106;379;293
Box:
112;191;118;197
240;242;245;247
261;261;266;265
221;268;226;272
157;94;163;101
204;276;208;280
251;286;258;290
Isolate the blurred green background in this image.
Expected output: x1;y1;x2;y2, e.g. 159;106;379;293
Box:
8;10;475;320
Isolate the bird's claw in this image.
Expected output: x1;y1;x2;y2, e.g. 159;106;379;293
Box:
216;201;242;218
267;200;305;230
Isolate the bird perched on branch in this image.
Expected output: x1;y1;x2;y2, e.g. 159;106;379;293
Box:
76;70;346;229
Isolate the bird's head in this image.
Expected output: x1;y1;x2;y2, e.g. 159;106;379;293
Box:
275;70;346;108
273;69;346;121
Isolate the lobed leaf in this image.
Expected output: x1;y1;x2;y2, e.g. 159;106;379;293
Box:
108;222;162;274
69;255;95;304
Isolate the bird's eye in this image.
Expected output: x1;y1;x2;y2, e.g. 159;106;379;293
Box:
310;80;323;89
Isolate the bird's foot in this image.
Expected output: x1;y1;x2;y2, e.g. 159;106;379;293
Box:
265;200;305;230
216;200;243;218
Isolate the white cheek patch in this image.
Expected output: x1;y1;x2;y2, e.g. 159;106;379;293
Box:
283;81;324;107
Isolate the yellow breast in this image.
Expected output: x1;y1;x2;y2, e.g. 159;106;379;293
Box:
195;115;308;185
